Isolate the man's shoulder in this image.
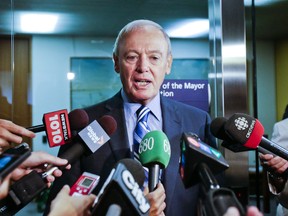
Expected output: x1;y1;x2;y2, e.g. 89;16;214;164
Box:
274;118;288;129
161;96;208;115
82;92;121;119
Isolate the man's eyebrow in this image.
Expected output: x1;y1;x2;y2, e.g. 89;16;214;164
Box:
147;50;163;55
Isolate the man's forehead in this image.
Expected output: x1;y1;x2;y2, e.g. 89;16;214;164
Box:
119;32;168;54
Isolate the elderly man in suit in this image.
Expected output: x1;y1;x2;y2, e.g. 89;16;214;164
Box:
44;19;217;216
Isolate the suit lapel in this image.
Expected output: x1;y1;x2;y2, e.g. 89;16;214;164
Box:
161;97;182;210
104;92;131;160
102;93;183;207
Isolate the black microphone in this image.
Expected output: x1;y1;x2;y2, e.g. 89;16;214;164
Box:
179;132;229;188
58;115;117;166
211;113;287;159
210;116;254;153
91;158;150;216
179;132;244;216
0;115;117;216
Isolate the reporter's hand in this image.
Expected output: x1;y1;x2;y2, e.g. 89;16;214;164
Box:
11;151;70;184
223;206;263;216
0;174;11;199
259;153;288;174
144;182;166;216
0;119;35;148
49;185;96;216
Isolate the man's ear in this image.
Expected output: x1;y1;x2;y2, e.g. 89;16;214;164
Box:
165;54;173;75
113;54;120;73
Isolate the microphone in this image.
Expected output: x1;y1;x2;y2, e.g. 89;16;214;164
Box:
58;115;117;166
105;204;122;216
210;117;253;153
138;130;171;191
0;115;117;216
91;158;150;216
179;133;244;216
179;132;229;188
211;113;287;159
26;109;89;147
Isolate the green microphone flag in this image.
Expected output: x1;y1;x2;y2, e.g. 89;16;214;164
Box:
138;130;171;168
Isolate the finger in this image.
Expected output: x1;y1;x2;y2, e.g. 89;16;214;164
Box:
0;174;11;199
61;185;71;193
143;186;149;195
52;169;63;177
223;207;240;216
259;154;273;160
0;138;10;148
28;151;69;167
0;119;35;138
0;130;22;144
46;175;56;183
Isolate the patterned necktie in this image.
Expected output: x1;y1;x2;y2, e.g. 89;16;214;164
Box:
133;106;151;160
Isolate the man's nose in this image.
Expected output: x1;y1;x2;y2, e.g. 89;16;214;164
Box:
136;56;149;73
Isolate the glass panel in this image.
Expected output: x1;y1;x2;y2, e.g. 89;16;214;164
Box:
71;58;210;112
0;0;13;120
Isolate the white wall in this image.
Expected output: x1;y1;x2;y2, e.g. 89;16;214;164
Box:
31;36;209;155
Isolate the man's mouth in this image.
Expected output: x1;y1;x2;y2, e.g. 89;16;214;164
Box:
135;79;151;86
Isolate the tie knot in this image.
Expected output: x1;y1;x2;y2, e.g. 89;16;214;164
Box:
136;106;150;123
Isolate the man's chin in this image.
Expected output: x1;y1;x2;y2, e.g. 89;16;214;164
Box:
130;92;155;104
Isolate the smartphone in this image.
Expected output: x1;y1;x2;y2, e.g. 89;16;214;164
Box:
69;172;100;196
0;143;31;182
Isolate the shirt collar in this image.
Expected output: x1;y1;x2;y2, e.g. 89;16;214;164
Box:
121;89;161;120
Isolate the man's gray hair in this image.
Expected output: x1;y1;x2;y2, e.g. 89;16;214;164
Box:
113;19;172;56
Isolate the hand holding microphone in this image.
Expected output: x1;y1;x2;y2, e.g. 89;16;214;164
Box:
0;151;70;208
210;113;288;159
143;182;166;216
49;185;96;216
11;151;70;183
0;112;117;216
137;130;170;216
138;130;171;192
0;119;35;148
211;113;288;187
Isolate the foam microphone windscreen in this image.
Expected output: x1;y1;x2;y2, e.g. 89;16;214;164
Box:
225;113;264;149
139;130;171;169
210;117;228;140
117;158;145;187
97;115;117;136
68;109;90;131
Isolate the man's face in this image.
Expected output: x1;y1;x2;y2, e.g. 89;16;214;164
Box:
113;26;172;105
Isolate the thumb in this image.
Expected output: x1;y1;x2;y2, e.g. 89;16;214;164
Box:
60;185;71;194
143;185;149;195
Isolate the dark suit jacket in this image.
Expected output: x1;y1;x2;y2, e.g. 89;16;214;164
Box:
44;91;217;216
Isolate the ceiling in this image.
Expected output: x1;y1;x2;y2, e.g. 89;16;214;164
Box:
0;0;288;40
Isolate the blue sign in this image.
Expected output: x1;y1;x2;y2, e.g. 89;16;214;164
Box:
160;79;209;112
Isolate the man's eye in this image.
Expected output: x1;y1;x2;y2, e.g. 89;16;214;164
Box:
150;56;160;63
126;56;138;62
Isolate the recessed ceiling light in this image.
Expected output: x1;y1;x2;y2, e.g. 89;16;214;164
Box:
244;0;282;6
20;13;58;33
67;72;75;80
166;19;209;38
